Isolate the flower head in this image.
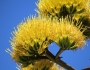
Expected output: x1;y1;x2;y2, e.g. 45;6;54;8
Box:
22;59;59;70
53;18;86;49
36;0;89;20
85;0;90;14
10;16;86;62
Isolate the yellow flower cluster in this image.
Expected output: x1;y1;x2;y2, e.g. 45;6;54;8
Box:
11;16;57;55
10;16;85;62
8;0;90;70
86;0;90;14
37;0;89;20
53;18;86;48
22;59;59;70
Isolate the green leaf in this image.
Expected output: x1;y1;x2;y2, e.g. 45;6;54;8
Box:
28;46;37;56
45;37;48;41
34;42;40;50
76;8;85;14
19;56;35;67
29;46;33;51
70;46;77;50
19;56;30;61
70;5;76;14
28;51;35;56
62;38;66;48
19;56;30;65
62;37;70;49
65;37;70;48
70;41;75;48
42;66;49;70
59;5;69;17
30;46;36;52
58;38;64;48
58;37;77;50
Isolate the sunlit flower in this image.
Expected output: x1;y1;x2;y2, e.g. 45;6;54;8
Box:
10;16;56;55
36;0;89;20
53;18;86;49
10;16;86;62
85;0;90;14
22;59;59;70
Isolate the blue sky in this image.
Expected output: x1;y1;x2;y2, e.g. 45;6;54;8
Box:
0;0;90;70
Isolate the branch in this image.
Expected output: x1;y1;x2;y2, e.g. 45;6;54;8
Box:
84;25;90;29
45;48;75;70
82;67;90;70
55;48;65;59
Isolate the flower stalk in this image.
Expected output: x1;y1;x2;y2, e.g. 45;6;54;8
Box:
45;48;75;70
55;48;65;59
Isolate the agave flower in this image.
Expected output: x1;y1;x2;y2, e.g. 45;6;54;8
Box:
36;0;89;20
10;16;85;64
22;59;59;70
53;18;86;50
10;16;58;63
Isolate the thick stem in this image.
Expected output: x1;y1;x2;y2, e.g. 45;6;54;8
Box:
45;48;75;70
55;48;65;59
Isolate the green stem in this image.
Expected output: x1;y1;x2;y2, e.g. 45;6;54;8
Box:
55;48;65;59
45;48;75;70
